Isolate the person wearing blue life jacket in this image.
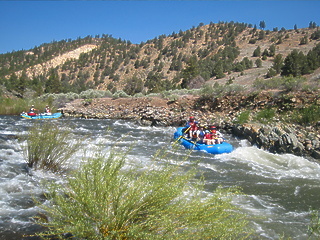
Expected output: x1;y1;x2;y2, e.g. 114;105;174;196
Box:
195;125;205;143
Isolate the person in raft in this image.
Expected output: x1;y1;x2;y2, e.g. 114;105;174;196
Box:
209;126;224;144
43;105;52;115
28;105;37;116
194;125;205;143
185;116;199;139
203;130;214;145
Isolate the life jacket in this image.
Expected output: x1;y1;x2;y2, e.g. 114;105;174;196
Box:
188;121;198;131
204;133;212;139
198;130;205;138
192;131;198;138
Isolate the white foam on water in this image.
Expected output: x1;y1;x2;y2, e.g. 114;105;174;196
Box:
223;145;320;180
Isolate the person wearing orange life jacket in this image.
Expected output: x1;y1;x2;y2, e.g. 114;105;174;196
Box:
185;116;199;139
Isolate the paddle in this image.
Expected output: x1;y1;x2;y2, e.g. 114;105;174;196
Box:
181;136;199;146
173;126;191;145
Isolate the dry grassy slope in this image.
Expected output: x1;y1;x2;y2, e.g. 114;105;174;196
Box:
213;28;320;86
99;27;319;90
15;45;97;78
21;26;320;90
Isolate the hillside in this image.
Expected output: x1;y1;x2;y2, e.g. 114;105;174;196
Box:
0;22;320;97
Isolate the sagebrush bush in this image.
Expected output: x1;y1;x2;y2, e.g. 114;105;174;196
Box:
253;76;309;92
201;83;246;99
80;89;113;99
36;148;252;239
22;121;81;172
112;90;130;99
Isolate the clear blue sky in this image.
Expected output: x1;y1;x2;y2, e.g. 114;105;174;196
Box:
0;1;319;54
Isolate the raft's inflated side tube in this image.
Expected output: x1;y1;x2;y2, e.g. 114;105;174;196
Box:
173;127;233;154
20;112;62;120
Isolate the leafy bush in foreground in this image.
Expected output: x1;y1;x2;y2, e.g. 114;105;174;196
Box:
36;149;252;239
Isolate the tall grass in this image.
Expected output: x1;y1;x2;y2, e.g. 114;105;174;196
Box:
36;149;252;239
0;97;53;115
308;209;320;238
0;97;29;115
22;121;81;172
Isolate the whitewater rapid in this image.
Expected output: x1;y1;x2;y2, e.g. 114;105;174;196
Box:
1;116;320;239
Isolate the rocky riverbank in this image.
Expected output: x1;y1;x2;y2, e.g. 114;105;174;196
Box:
60;93;320;160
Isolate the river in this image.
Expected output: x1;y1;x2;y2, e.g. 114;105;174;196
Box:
1;115;320;239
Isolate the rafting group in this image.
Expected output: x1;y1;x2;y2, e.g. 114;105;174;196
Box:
23;105;52;116
183;116;224;145
20;105;62;120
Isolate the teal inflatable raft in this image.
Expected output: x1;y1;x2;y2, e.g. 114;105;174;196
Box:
20;112;62;120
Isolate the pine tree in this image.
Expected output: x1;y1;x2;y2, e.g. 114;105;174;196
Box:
255;58;262;68
181;56;200;89
259;21;266;29
281;50;306;77
253;46;261;57
273;54;283;74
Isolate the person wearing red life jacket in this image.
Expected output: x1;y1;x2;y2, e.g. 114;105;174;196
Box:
210;126;224;144
185;116;198;139
203;130;214;145
27;105;37;116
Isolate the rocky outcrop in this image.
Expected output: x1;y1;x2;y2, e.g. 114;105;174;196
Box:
60;93;320;159
231;122;320;159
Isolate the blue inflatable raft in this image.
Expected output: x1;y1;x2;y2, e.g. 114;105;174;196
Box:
20;112;62;120
173;127;233;154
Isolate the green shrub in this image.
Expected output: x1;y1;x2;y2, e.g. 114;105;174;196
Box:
253;76;309;92
36;149;252;239
201;83;246;99
22;121;81;172
112;90;130;99
282;76;307;92
254;108;276;123
235;110;251;124
80;89;112;99
291;104;320;125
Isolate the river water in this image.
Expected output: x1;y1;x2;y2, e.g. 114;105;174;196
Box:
1;115;320;239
